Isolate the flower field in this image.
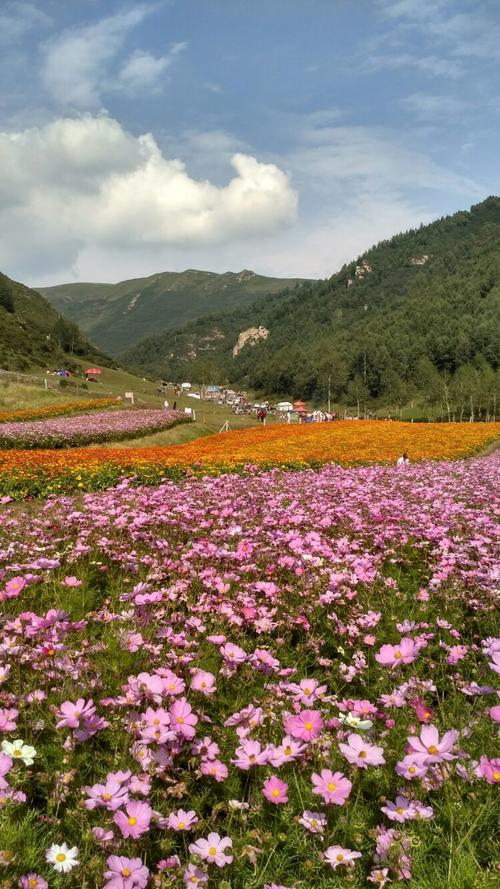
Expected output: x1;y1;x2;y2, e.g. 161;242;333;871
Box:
0;398;120;424
0;420;499;498
0;409;189;450
0;454;498;888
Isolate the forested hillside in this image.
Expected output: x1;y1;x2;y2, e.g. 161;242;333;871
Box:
122;198;500;414
0;272;109;371
38;269;310;354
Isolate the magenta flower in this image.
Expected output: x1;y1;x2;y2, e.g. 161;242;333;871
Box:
170;698;198;740
104;856;149;889
200;758;228;781
284;709;324;741
18;876;48;889
113;800;152;838
375;638;419;669
188;832;233;867
269;735;306;767
183;863;208;885
490;705;500;723
167;809;199;831
311;769;352;805
479;756;500;784
324;845;362;870
232;739;271;770
191;670;216;695
262;775;289;804
406;724;459;763
2;576;27;600
339;733;386;768
84;775;129;810
298;810;327;836
56;698;96;729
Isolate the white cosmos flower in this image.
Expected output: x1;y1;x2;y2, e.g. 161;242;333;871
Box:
338;713;373;731
46;843;79;873
1;739;36;765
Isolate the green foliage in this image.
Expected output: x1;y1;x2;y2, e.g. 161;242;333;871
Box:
0;271;111;372
121;198;500;413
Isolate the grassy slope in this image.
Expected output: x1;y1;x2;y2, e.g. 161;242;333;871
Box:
38;269;311;354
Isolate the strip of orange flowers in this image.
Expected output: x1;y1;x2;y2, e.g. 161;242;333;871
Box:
0;420;499;499
0;397;120;423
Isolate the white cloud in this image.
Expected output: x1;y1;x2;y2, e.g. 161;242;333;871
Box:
40;5;159;108
399;92;473;118
0;1;50;43
0;115;297;280
118;42;187;92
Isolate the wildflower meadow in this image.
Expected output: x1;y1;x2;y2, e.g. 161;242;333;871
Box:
0;450;498;888
0;409;188;450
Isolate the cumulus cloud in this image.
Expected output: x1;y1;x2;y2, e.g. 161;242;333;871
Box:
0;115;297;279
40;6;162;108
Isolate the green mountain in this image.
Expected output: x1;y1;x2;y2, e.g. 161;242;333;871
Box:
37;269;310;355
121;197;500;414
0;271;109;372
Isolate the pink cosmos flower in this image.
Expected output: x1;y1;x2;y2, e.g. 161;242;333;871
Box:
2;576;27;600
232;739;271;770
162;671;186;697
479;756;500;784
488;651;500;674
269;735;306;767
284;709;324;741
167;809;198;831
324;845;362;870
114;800;152;838
406;724;458;763
84;775;129;810
183;864;208;885
56;698;96;729
170;698;198;740
200;758;228;782
220;643;247;666
311;769;352;805
91;827;115;847
339;733;386;768
395;756;429;780
381;796;416;822
188;832;233;867
104;856;149;889
262;775;288;804
298;810;327;835
0;708;18;733
490;705;500;723
62;576;82;588
375;638;419;669
191;671;216;695
18;876;48;889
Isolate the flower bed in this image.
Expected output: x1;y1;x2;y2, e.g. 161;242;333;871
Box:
0;455;498;887
0;419;498;498
0;397;120;423
0;409;189;450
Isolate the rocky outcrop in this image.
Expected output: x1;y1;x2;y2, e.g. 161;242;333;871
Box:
233;326;269;357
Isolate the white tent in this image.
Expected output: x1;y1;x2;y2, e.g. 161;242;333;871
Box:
276;401;294;411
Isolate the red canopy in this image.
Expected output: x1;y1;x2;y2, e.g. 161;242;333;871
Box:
86;368;101;375
294;400;306;406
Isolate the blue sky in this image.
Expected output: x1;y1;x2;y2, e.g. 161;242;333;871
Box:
0;0;499;284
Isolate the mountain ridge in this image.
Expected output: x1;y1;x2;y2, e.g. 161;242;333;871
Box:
37;269;312;355
120;197;500;411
